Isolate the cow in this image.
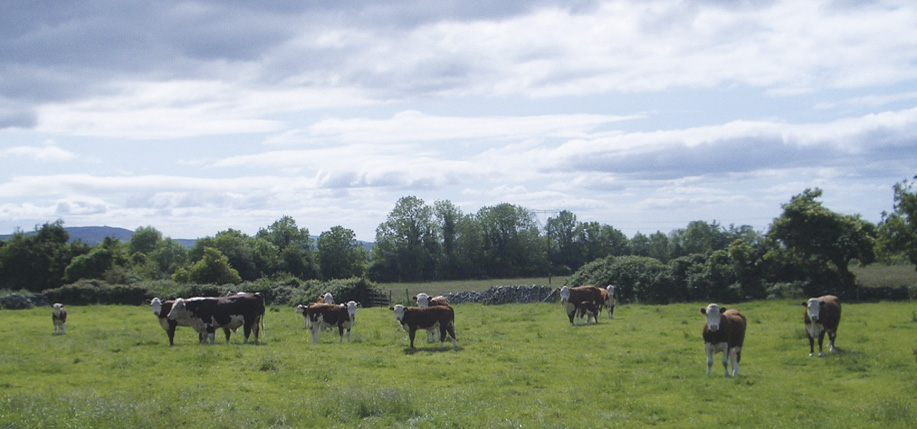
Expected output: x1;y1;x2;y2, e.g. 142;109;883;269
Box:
603;285;617;319
318;292;334;304
413;292;452;342
167;293;265;345
301;301;358;343
151;297;217;345
559;286;604;326
52;303;67;335
803;295;842;357
390;304;457;349
575;300;598;325
701;303;746;377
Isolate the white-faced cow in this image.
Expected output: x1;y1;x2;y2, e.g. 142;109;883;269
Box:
803;295;841;357
167;293;265;344
559;286;604;326
301;301;358;343
151;297;216;345
603;285;616;319
701;303;746;377
413;293;452;342
575;300;598;325
319;292;334;304
390;304;457;349
52;303;67;335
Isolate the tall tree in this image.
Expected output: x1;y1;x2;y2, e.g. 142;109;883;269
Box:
545;210;583;271
129;226;162;256
318;226;368;280
877;176;917;269
477;203;547;278
433;200;463;279
768;188;876;292
372;196;439;281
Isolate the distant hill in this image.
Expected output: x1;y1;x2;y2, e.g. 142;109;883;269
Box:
0;226;198;248
0;226;373;251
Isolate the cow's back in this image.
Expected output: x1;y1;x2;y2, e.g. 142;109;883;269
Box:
818;295;841;330
722;309;746;348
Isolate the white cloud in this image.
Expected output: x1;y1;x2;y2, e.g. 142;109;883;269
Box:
0;144;77;162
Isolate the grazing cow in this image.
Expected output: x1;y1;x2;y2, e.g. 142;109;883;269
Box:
52;303;67;335
413;293;452;342
701;303;746;377
575;300;598;325
803;295;842;357
301;301;358;343
559;286;604;326
390;304;457;349
167;293;265;344
603;285;617;319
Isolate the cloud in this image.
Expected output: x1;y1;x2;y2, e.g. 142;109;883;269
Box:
0;144;77;162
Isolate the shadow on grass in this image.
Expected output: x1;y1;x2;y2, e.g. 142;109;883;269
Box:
402;346;461;355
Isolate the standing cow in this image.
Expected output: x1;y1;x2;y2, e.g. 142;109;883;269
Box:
167;293;265;344
413;292;451;342
803;295;841;357
701;303;746;377
52;303;67;335
390;304;457;349
151;297;213;345
575;300;598;325
603;285;616;319
559;286;604;326
300;301;359;343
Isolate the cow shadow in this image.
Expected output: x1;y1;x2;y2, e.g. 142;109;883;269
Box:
402;346;461;355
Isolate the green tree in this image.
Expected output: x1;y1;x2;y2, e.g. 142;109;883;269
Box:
433;200;462;279
64;248;113;283
477;203;547;278
877;177;917;269
579;222;628;263
318;226;368;280
148;238;188;278
0;221;82;292
188;247;242;285
372;196;439;282
129;226;162;256
545;210;583;272
768;188;876;293
256;216;318;279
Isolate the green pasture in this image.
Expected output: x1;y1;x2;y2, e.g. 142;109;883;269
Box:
1;300;915;428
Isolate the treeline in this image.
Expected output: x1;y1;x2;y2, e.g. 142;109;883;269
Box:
1;180;916;304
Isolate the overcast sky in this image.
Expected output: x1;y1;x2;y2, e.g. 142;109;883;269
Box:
2;0;916;242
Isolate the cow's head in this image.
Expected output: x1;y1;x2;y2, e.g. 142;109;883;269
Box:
150;297;162;316
322;292;334;304
414;293;431;308
701;303;725;331
346;301;359;319
53;303;64;315
560;286;571;303
803;298;823;322
166;298;188;320
606;285;615;297
295;304;307;315
390;304;406;321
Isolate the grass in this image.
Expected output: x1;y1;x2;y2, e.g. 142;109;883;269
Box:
1;299;915;428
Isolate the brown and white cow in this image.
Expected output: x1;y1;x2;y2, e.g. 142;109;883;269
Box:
559;286;604;326
52;303;67;335
390;304;457;349
575;300;598;325
803;295;841;357
167;293;265;345
413;292;452;342
701;303;746;377
603;285;617;319
299;301;358;343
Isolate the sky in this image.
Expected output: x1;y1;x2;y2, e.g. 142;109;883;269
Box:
2;0;916;242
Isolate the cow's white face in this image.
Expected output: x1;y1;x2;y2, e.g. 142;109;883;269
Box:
392;304;406;321
167;298;187;320
606;285;615;296
346;301;358;319
151;298;162;316
323;293;334;304
560;286;571;303
53;303;63;315
804;298;822;322
296;304;306;315
701;303;724;331
415;293;430;308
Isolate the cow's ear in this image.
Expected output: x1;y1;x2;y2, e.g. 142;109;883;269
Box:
801;302;807;307
355;302;360;307
819;301;826;309
720;307;727;314
700;308;707;315
389;306;394;311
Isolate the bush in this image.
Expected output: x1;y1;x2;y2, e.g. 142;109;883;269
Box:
43;280;149;306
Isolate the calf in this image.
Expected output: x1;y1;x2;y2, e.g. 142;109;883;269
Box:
803;295;841;357
390;304;457;349
52;303;67;335
575;300;598;325
603;285;617;319
701;303;746;377
167;293;265;344
301;301;358;343
559;286;604;326
413;292;452;342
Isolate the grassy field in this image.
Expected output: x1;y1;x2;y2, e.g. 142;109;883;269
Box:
1;299;915;428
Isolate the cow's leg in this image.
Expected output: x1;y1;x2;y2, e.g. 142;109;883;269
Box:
806;334;815;357
225;327;233;344
345;328;351;343
446;322;457;348
242;320;252;344
338;325;345;343
728;347;741;377
408;327;417;348
827;329;837;353
311;324;320;344
167;325;176;346
705;343;714;374
817;330;827;357
608;304;615;320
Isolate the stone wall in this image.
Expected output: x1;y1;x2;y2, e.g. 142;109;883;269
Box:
0;293;48;310
445;285;560;305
